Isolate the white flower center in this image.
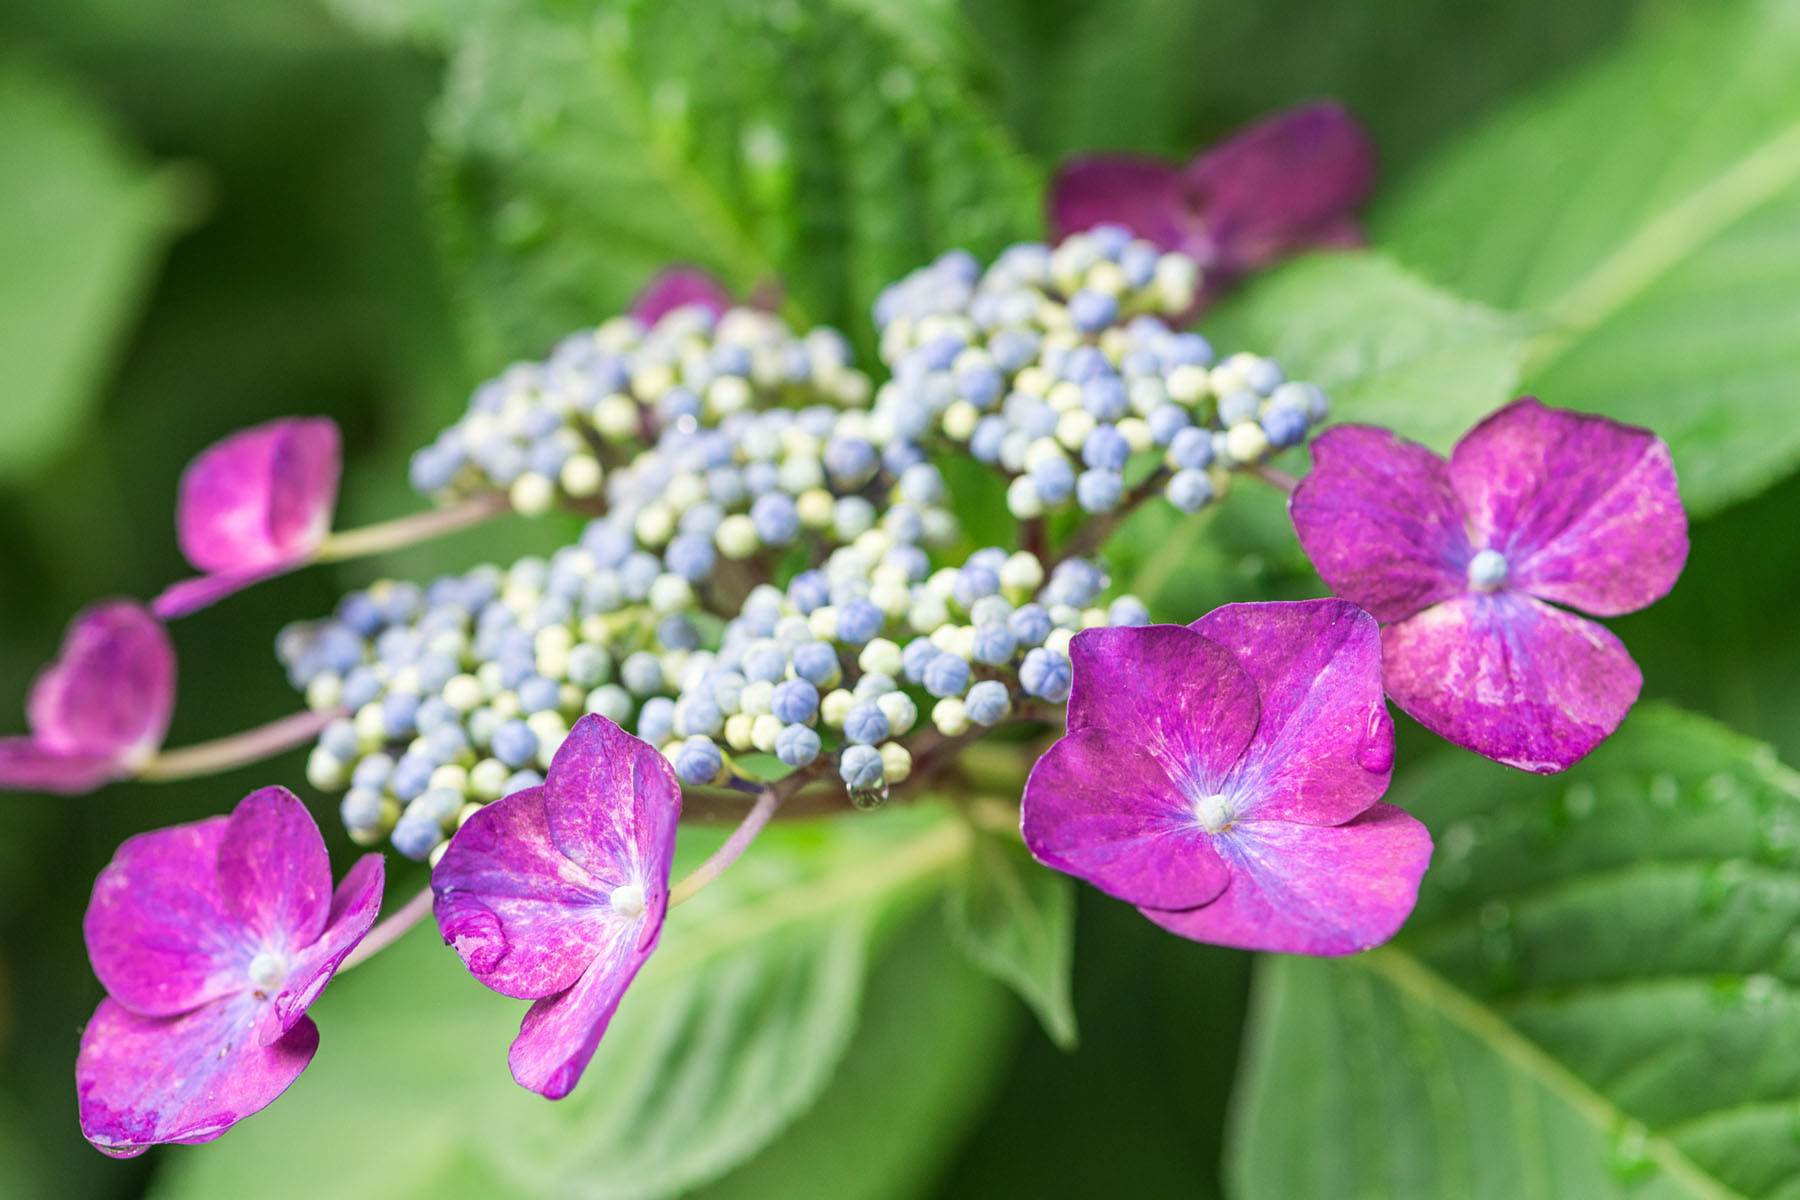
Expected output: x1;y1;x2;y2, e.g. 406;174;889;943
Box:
247;951;287;994
1467;549;1509;591
609;883;647;918
1196;793;1235;834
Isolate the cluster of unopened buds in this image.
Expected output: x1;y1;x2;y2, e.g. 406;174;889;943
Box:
0;103;1689;1158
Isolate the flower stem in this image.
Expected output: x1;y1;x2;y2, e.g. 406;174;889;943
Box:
339;885;434;973
1250;463;1300;494
136;708;341;781
670;787;783;907
314;494;508;563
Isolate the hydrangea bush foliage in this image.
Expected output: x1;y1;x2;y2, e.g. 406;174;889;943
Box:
17;55;1784;1195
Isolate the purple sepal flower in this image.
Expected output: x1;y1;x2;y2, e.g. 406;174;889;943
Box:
432;713;680;1099
154;417;342;619
77;786;384;1155
1050;101;1375;305
1021;600;1432;956
632;267;737;326
1290;397;1689;773
0;601;175;794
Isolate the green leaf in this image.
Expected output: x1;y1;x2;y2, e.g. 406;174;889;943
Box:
154;807;974;1200
1201;251;1535;454
0;54;178;481
1378;0;1800;515
1230;704;1800;1199
946;825;1078;1049
367;0;1039;367
691;908;1017;1200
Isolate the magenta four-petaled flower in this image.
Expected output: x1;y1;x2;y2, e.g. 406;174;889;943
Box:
0;601;175;794
1023;599;1432;955
432;713;681;1099
154;417;343;619
1291;397;1688;773
77;786;384;1155
1050;101;1375;309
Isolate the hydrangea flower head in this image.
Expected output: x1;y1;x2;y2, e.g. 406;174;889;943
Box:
432;713;680;1099
155;417;342;619
1022;599;1431;954
77;786;384;1155
1290;397;1688;773
1050;101;1374;305
0;601;174;794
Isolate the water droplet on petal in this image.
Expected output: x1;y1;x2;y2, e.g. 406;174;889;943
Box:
1357;705;1395;774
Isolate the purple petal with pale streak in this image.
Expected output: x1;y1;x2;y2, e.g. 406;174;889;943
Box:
217;787;333;953
1183;100;1376;278
1064;624;1260;790
1022;727;1230;911
1290;425;1472;622
508;919;659;1099
77;995;315;1157
1048;155;1198;256
1192;599;1394;826
265;853;384;1044
1141;802;1431;955
632;267;735;326
1449;397;1688;617
433;786;621;1001
176;417;339;574
0;741;122;794
84;816;248;1017
152;564;291;620
543;715;681;891
1383;591;1642;773
27;601;174;762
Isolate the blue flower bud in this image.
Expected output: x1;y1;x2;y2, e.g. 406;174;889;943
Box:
1030;456;1076;506
742;640;788;684
1007;603;1053;648
391;813;445;861
619;553;662;600
1076;468;1124;513
1108;596;1152;627
320;718;360;762
675;694;725;738
1167;468;1216;513
503;769;544;794
340;787;385;833
824;437;878;486
1081;376;1129;422
350;753;393;791
844;701;891;745
964;680;1012;725
786;569;831;614
1082;425;1132;472
970;416;1009;463
1217;388;1262;426
1062;345;1111;383
390;752;435;801
770;678;820;725
1068;289;1119;333
1020;648;1073;702
491;720;540;769
566;643;612;688
425;723;470;763
1262;405;1310;448
636;696;676;745
675;736;724;785
750;491;800;546
839;744;885;790
790;640;841;686
835;598;885;645
923;654;972;698
853;672;898;701
775;723;822;767
1159;331;1214;369
516;675;561;715
664;533;716;582
1169;426;1215;471
971;622;1017;665
953;565;1000;610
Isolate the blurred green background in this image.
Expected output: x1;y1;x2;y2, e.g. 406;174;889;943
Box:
6;0;1798;1196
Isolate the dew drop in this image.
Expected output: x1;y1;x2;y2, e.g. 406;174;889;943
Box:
1357;706;1395;774
849;780;889;811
